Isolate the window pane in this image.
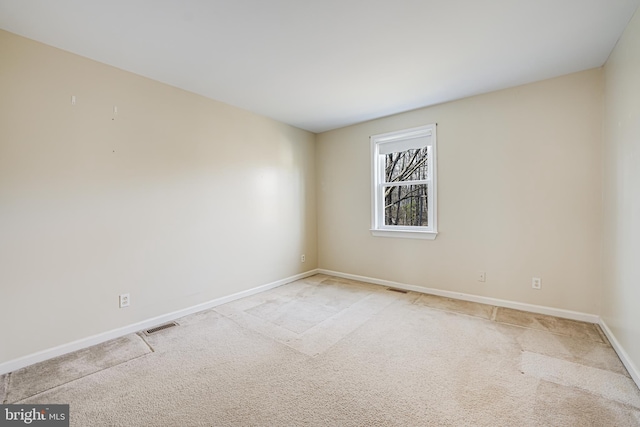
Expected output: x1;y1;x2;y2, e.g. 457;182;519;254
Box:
384;184;428;226
385;147;429;183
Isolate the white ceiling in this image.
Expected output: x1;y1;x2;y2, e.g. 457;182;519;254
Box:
0;1;638;133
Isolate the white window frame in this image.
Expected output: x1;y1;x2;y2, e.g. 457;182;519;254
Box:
370;124;438;240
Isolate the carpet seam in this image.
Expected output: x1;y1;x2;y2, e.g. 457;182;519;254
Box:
537;379;640;413
594;324;610;345
305;292;407;357
2;372;10;404
213;308;314;358
7;352;153;404
494;320;607;345
539;374;640;411
137;332;156;353
412;303;494;322
214;282;402;359
6;275;638;425
415;301;620;349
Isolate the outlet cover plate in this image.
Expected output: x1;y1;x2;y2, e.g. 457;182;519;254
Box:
119;293;130;308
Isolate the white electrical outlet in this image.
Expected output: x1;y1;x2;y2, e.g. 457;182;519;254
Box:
119;293;130;308
478;271;486;282
301;254;306;263
532;278;541;290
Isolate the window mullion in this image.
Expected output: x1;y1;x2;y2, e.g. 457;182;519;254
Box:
382;179;430;186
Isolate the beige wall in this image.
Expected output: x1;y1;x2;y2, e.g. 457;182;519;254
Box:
602;10;640;375
317;69;603;314
0;30;317;364
3;18;636;374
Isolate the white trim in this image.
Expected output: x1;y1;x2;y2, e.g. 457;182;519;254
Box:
0;269;319;375
370;229;438;240
373;125;434;144
598;319;640;389
371;124;437;237
7;267;638;394
317;269;599;323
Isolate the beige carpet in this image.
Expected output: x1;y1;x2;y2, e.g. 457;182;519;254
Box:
3;274;639;426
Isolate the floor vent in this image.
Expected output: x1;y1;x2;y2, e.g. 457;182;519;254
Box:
387;288;409;294
144;322;179;335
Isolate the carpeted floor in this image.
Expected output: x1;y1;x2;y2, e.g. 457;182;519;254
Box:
2;274;639;426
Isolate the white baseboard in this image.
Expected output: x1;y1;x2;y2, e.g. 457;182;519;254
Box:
323;269;640;390
598;319;640;389
0;269;319;375
6;268;638;394
317;269;600;323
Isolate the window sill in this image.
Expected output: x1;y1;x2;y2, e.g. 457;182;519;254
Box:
370;229;438;240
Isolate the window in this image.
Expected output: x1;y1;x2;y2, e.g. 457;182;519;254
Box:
370;124;437;239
